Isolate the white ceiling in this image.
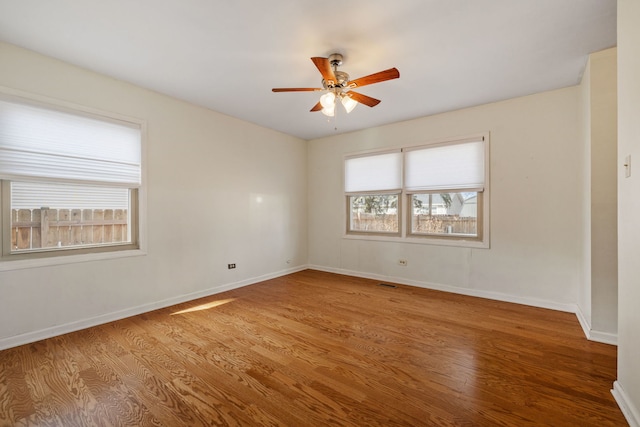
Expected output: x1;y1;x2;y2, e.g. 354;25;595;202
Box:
0;0;616;140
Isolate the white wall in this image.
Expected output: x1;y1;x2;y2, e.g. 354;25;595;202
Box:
614;1;640;425
577;48;618;343
308;87;583;310
578;55;592;329
589;48;618;337
0;42;308;348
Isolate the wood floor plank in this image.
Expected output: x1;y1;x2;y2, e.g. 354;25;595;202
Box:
0;270;627;426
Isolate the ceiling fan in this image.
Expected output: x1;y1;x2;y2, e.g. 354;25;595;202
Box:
272;53;400;117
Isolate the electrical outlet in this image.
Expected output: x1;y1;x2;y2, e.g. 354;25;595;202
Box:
624;155;631;178
398;259;408;266
228;263;236;269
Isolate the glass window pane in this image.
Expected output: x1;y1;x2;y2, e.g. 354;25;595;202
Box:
349;195;399;234
10;181;131;252
411;192;479;237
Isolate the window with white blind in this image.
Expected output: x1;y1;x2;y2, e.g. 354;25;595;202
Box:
405;138;486;241
344;134;489;247
345;150;402;235
0;92;144;260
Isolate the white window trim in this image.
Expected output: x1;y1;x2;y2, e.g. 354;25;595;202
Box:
0;86;147;271
343;132;490;249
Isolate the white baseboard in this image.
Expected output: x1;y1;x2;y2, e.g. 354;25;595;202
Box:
612;381;640;427
309;265;577;313
575;304;592;338
589;330;618;346
575;304;618;345
0;265;308;351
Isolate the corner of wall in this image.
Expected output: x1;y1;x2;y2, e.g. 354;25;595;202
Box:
612;381;640;427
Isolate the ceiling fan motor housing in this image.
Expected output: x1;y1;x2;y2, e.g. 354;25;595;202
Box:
323;71;350;90
322;53;349;89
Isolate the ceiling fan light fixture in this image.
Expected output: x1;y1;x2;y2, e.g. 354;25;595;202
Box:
272;54;399;118
341;94;358;113
320;91;336;109
321;104;335;117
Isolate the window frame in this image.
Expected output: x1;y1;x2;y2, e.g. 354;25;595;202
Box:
346;192;402;237
406;190;484;241
343;133;490;249
0;87;147;271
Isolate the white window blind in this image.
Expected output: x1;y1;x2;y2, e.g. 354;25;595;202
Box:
344;151;402;193
404;140;484;191
11;181;129;210
0;98;141;187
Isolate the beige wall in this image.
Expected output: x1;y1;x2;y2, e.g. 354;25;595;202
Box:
308;86;584;310
578;54;592;328
590;48;618;337
0;42;308;348
577;48;618;342
614;0;640;424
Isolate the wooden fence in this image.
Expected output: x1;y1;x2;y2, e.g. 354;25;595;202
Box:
351;214;399;232
352;214;477;235
413;214;477;235
11;208;128;251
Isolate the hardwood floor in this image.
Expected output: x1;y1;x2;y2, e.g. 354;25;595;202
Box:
0;270;627;426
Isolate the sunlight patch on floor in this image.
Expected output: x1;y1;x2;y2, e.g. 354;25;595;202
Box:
171;298;236;315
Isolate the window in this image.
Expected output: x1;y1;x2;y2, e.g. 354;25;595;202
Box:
348;194;400;234
344;134;489;247
345;150;402;236
410;192;481;237
405;139;485;240
0;92;143;261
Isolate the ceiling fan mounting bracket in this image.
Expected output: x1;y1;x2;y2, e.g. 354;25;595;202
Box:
328;53;343;68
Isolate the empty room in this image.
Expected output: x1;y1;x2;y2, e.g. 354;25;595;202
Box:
0;1;639;426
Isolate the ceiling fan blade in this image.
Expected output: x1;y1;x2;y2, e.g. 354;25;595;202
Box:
272;87;322;92
348;91;381;107
310;101;323;112
348;68;400;88
311;57;337;85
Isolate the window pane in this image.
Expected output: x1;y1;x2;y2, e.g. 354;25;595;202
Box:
10;181;131;252
411;192;479;237
349;195;399;233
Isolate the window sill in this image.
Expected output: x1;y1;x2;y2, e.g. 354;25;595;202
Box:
343;233;489;249
0;248;147;272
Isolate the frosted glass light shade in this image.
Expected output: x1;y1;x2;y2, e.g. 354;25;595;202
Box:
341;95;358;113
321;105;335;117
320;92;336;108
